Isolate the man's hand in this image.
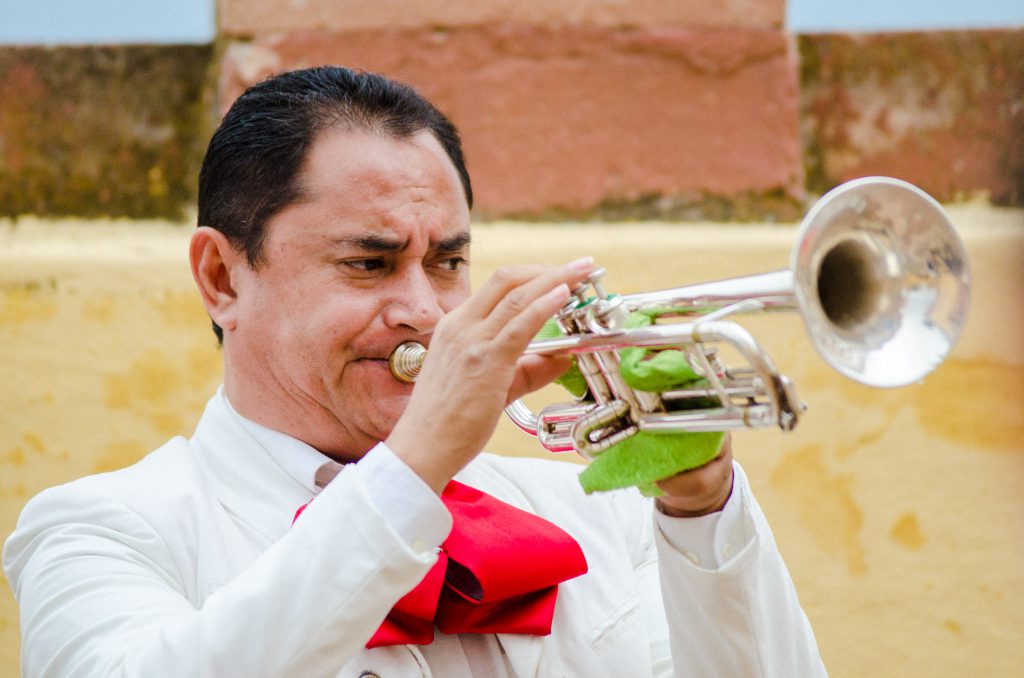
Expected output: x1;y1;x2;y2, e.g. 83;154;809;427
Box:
654;435;735;518
387;258;596;494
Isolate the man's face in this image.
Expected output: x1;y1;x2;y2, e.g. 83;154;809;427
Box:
226;128;472;460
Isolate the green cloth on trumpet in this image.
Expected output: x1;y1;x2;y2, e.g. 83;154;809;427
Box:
535;318;589;398
617;312;701;391
538;312;725;495
578;430;726;497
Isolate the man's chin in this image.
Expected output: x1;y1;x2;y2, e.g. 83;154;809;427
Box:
367;395;411;437
335;364;412;437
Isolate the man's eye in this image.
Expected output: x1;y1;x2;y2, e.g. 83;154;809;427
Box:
344;259;386;272
439;257;468;272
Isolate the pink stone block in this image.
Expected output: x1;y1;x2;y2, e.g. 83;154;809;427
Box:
220;26;802;215
220;0;785;35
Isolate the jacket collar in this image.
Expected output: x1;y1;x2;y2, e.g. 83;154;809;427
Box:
190;390;316;544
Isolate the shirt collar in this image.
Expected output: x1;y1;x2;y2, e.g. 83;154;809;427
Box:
220;388;343;494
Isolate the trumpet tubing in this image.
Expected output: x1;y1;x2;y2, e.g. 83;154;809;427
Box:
388;177;971;458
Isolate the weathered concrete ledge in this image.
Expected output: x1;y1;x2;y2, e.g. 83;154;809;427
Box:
0;28;1020;223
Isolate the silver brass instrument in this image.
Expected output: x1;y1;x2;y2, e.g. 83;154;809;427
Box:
389;177;971;460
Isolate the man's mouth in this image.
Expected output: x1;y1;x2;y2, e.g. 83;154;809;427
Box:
353;357;413;385
352;342;428;382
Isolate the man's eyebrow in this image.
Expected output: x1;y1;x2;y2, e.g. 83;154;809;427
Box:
434;232;472;253
334;234;406;253
332;231;471;253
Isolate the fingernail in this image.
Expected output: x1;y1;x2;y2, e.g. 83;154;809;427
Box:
546;283;570;301
568;256;594;273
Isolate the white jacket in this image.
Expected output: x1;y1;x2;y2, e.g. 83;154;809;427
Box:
4;394;825;677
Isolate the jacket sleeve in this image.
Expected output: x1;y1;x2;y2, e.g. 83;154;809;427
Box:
3;464;439;678
652;462;828;677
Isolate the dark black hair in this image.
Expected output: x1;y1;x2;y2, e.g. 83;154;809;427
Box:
197;66;473;342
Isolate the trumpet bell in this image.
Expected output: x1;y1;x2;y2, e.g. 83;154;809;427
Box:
793;177;970;388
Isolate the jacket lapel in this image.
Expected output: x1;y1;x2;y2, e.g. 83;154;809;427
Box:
190;394;313;544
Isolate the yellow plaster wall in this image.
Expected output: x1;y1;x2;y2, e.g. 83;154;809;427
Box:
1;207;1022;676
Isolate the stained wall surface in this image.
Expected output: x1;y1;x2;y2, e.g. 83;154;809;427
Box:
3;10;1020;222
1;0;1022;675
1;208;1022;676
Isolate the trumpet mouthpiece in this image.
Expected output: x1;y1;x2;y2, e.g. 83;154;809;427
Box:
389;341;427;383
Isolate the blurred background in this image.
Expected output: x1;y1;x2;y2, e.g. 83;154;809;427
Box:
1;1;1022;675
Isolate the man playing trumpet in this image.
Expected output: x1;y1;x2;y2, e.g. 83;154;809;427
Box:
4;66;826;677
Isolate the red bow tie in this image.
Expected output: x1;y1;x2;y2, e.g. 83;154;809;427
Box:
294;479;588;648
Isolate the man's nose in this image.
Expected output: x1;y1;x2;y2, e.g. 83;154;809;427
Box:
382;267;445;334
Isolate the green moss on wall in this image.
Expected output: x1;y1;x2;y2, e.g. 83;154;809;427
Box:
799;30;1024;205
0;45;215;219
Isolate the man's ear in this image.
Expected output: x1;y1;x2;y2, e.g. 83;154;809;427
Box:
190;227;246;334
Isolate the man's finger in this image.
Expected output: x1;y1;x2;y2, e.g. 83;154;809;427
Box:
477;258;594;337
506;354;574;404
488;282;573;359
460;258;593;326
456;264;557;320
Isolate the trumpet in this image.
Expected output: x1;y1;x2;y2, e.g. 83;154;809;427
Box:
389;177;971;460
